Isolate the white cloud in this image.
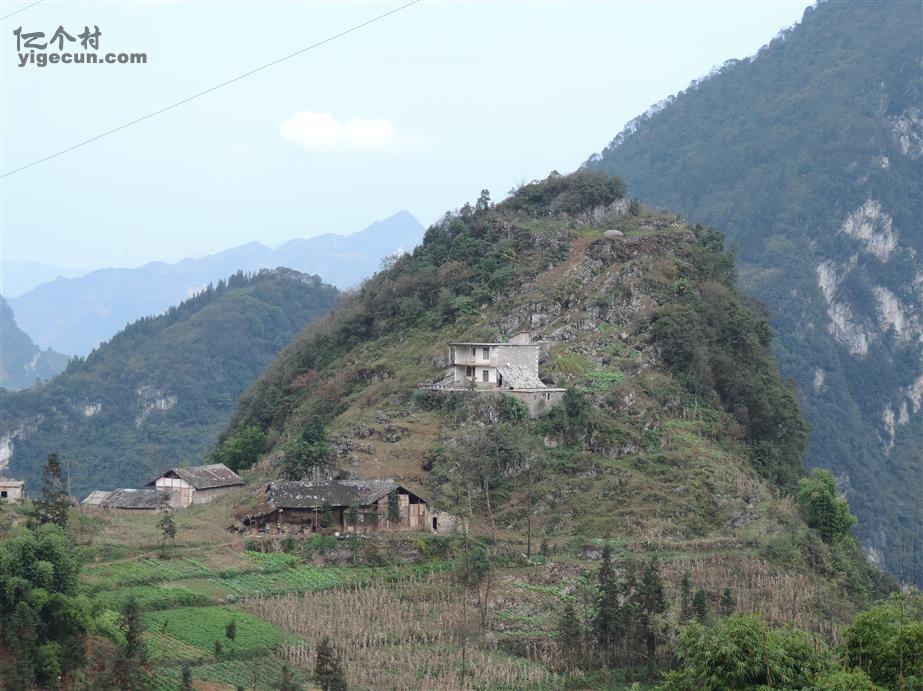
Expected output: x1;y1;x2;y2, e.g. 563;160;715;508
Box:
279;112;427;154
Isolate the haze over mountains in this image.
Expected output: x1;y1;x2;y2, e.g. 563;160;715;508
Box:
586;0;922;584
0;297;69;391
0;268;339;495
7;210;423;356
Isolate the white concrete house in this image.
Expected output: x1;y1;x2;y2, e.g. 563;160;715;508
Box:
0;478;25;503
424;332;565;415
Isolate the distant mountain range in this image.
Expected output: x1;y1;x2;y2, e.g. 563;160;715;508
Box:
0;298;69;391
0;268;340;495
0;261;85;299
8;210;423;356
586;0;922;583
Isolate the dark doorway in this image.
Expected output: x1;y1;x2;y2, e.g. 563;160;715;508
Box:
432;516;438;531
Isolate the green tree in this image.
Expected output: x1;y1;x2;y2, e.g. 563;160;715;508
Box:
210;424;267;472
557;601;584;670
634;558;668;670
114;597;149;690
157;506;177;559
225;619;237;643
314;636;347;691
692;588;709;622
284;416;331;479
841;592;923;689
347;503;360;529
0;523;89;688
32;452;70;527
593;544;623;663
796;469;857;543
720;587;736;616
387;492;401;525
278;663;302;691
680;572;693;621
663;614;827;690
319;501;333;529
180;666;193;691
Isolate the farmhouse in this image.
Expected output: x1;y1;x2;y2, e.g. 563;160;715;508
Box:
244;479;435;535
81;488;170;512
0;478;25;503
145;463;243;508
421;332;565;415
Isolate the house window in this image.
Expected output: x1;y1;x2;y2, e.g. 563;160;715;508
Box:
482;369;489;382
471;347;476;357
482;347;489;360
0;491;6;499
466;366;474;377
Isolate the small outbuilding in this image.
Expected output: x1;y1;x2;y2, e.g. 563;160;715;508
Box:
145;463;243;508
0;478;25;503
81;488;170;512
244;479;433;535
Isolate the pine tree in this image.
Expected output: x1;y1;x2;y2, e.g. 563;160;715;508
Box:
157;506;177;559
680;572;693;621
557;602;584;670
278;663;301;691
33;453;70;527
114;597;149;690
636;558;668;670
225;619;237;642
720;587;736;616
180;666;193;691
319;501;333;529
593;544;622;665
314;636;347;691
387;491;401;525
692;587;709;622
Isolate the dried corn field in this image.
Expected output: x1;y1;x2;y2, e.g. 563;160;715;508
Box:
244;576;560;690
661;554;845;639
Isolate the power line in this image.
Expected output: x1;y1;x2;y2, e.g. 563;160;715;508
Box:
0;0;43;22
1;0;420;179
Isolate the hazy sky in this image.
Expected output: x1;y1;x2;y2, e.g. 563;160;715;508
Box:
1;0;812;270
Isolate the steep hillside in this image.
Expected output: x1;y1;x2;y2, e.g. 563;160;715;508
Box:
586;0;922;584
0;269;339;495
0;297;68;391
11;210;422;355
220;173;887;627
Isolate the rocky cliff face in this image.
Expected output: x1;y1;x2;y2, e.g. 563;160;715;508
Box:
586;0;922;584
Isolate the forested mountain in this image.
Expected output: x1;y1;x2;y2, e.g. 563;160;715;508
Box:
10;210;422;356
0;269;339;495
586;0;922;585
0;297;68;391
217;173;887;639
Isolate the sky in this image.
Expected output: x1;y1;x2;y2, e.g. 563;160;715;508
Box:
0;0;812;270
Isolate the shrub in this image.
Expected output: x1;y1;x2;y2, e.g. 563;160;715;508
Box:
796;469;857;543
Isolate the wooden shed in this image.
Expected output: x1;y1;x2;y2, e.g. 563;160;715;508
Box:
81;488;170;512
244;479;431;535
145;463;243;507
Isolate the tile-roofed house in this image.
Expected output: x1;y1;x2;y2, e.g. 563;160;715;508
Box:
245;479;436;535
145;463;244;508
419;332;565;416
81;488;170;512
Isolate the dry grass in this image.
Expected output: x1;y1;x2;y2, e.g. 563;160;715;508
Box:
245;577;558;690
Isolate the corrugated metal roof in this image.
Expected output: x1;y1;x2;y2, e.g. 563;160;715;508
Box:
266;479;423;509
151;463;243;490
81;488;170;509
